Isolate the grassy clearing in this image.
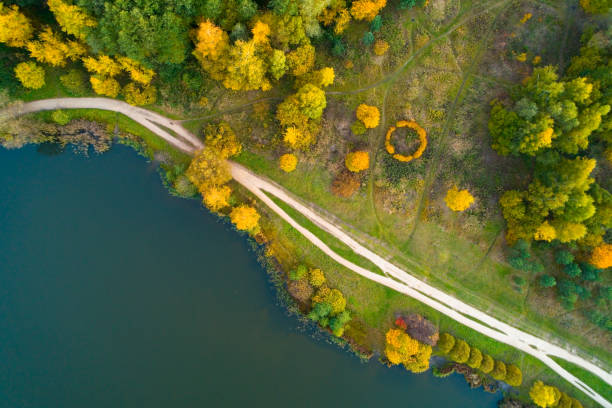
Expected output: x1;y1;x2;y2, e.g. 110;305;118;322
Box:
245;182;601;407
551;357;612;403
265;192;385;276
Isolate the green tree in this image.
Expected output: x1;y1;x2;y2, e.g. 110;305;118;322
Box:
555;250;574;265
86;1;188;66
490;360;507;380
466;347;483;369
563;263;582;278
362;31;374;46
370;15;382;32
289;264;308;280
437;332;455;354
480;354;494;374
448;339;470;363
539;275;557;288
505;364;522;387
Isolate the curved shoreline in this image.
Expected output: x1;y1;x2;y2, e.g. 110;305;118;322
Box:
6;97;611;407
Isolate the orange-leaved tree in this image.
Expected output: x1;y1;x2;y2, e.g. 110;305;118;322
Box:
384;328;432;373
590;243;611;269
351;0;387;21
356;103;380;128
345;151;370;172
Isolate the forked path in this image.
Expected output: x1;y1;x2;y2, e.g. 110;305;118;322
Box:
9;98;612;407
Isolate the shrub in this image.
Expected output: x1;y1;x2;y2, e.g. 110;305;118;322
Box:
373;39;389;56
351;120;366;135
385;120;427;162
490;360;507;380
445;186;475;212
448;339;470;363
51;110;70;126
14;61;45;89
308;268;326;287
279;153;298;172
480;354;494;373
362;31;375;45
345;151;370;172
370;15;382;32
466;347;483;369
329;310;351;337
505;364;522;386
60;69;86;94
331;170;361;198
123;83;157;106
437;333;455;354
289;264;308;281
356;104;380;128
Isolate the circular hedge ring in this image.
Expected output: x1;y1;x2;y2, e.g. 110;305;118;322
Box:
385;120;427;162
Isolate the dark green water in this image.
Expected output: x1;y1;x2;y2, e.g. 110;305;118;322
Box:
0;144;501;407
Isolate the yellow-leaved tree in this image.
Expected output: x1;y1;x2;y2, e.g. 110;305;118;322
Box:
27;27;86;67
117;57;155;85
279;153;298;172
82;55;122;78
90;76;120;97
286;44;315;76
0;3;34;47
14;61;45;89
345;151;370;172
444;186;475;212
533;221;556;242
186;147;232;192
204;122;242;159
356;103;380;128
202;185;232;212
193;20;229;81
230;205;261;232
47;0;96;40
529;381;560;408
123;83;157;106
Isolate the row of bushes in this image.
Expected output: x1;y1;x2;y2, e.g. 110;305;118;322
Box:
288;265;351;337
437;332;522;387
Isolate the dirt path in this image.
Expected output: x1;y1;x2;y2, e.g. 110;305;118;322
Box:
8;97;612;407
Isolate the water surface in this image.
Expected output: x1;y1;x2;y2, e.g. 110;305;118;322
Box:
0;145;501;407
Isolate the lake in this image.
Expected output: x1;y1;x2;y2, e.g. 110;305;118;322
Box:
0;144;501;407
